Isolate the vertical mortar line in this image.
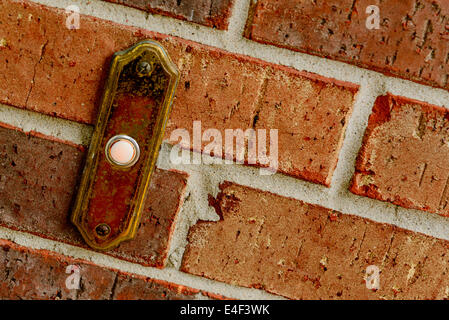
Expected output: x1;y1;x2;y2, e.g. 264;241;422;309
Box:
163;190;195;269
156;144;224;267
327;74;386;209
225;0;252;42
157;143;221;221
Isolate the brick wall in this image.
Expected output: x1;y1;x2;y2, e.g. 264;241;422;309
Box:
1;0;449;300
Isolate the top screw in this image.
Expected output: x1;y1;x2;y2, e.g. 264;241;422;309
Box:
137;61;152;76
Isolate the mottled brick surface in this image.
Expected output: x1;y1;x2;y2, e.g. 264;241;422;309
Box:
253;68;356;185
112;274;200;300
0;123;188;267
350;93;449;216
182;182;449;300
0;239;116;299
170;54;357;186
0;239;213;300
103;0;235;29
246;0;449;90
0;0;358;186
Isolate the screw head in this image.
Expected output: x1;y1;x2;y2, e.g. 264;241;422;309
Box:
137;61;152;76
95;223;111;238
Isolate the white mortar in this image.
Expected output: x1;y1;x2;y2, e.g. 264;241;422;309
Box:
1;0;449;300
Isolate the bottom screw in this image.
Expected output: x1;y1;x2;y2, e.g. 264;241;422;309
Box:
95;223;111;237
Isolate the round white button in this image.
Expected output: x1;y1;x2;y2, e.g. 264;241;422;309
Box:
110;139;136;165
105;135;140;168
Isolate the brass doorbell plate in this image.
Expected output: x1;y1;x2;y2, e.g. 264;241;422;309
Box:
71;40;180;251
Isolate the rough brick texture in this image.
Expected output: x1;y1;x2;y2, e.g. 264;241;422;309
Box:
351;93;449;216
182;182;449;300
103;0;235;30
0;239;215;300
246;0;449;90
251;68;356;185
0;0;358;186
0;122;188;267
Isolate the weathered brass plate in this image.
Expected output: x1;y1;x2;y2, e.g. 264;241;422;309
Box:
71;40;179;251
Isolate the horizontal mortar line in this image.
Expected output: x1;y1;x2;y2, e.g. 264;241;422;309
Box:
0;103;93;146
1;134;446;298
29;0;449;108
157;144;449;244
1;99;448;293
0;226;284;300
1;96;447;248
2;98;448;252
5;0;449;284
6;0;449;301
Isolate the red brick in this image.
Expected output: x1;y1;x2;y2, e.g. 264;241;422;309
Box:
0;0;359;186
113;275;199;300
169;53;357;186
0;239;214;300
246;0;449;90
0;239;116;299
112;274;202;300
0;122;188;267
182;182;449;300
103;0;235;30
350;93;449;216
253;68;357;185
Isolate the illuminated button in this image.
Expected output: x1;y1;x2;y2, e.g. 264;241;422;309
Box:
105;135;140;168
